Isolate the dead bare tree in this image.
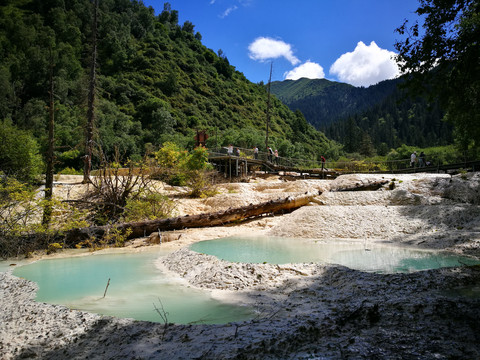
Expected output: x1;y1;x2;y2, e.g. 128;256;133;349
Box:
83;0;99;183
265;62;273;152
80;148;154;224
43;46;56;225
153;298;170;339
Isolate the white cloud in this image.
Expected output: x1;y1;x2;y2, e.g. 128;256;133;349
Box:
329;41;400;87
248;37;300;65
220;5;238;18
284;61;325;80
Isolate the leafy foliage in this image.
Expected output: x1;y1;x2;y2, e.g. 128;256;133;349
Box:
326;86;452;156
394;0;480;154
386;144;461;166
0;174;88;258
154;142;217;197
0;120;43;183
122;192;175;222
271;77;453;157
270;78;394;129
0;0;336;171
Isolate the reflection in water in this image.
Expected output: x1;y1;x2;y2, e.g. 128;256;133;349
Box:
329;247;479;273
13;250;252;324
190;236;480;272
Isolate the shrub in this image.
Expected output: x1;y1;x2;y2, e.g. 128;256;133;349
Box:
186;170;218;198
184;146;212;171
58;167;82;175
47;242;62;254
0;174;89;258
122;192;175;222
103;227;133;247
82;151;154;224
155;141;186;168
0;175;40;237
0;120;42;183
153;143;216;197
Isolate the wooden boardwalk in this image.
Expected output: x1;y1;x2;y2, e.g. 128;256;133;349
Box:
208;153;338;179
384;160;480;175
208;148;480;180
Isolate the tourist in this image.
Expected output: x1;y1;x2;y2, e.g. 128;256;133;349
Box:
410;152;417;167
268;147;274;162
419;152;426;167
254;146;258;160
274;149;279;165
227;144;233;156
321;155;326;171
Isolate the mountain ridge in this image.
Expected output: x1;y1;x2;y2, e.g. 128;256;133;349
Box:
271;77;399;130
270;77;451;155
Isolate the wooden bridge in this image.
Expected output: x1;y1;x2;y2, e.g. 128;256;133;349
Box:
208;147;480;180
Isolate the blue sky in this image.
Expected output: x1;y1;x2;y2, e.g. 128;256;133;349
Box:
142;0;422;87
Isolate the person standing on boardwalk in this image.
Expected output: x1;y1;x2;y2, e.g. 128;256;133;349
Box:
410;152;417;167
227;144;233;156
254;146;259;159
268;147;274;162
274;149;279;165
419;152;426;167
321;155;326;171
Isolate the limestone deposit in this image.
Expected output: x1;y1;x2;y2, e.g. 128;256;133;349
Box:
1;173;480;359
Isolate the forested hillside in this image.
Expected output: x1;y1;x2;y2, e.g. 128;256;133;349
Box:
271;77;452;156
270;78;398;130
325;89;452;156
0;0;338;177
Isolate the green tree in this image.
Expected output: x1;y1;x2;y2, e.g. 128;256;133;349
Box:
394;0;480;152
0;120;42;183
359;132;376;157
0;0;337;168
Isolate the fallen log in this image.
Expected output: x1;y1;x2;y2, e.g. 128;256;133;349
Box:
332;179;389;192
63;194;315;245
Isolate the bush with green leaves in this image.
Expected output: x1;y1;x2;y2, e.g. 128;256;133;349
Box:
387;144;463;169
154;142;216;197
122;192;175;222
0;174;88;258
0;175;40;238
0;120;43;183
155;142;187;169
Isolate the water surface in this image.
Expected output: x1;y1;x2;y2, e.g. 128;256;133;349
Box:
13;249;252;324
190;236;480;273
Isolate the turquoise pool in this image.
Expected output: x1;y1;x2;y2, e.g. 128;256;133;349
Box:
13;249;252;324
190;236;480;273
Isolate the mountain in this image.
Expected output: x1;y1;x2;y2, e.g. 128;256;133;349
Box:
270;78;398;130
0;1;339;174
270;77;452;155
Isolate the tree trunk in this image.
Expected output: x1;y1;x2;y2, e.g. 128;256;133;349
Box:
265;62;272;151
83;0;98;183
332;179;389;192
43;48;55;225
64;194;315;245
